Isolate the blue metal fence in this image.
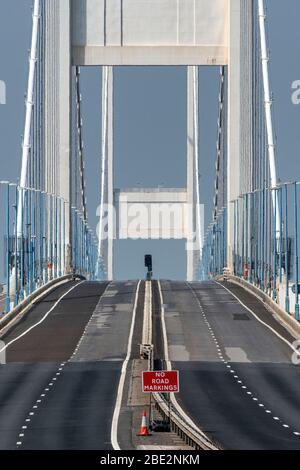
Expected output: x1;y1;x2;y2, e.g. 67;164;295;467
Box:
0;182;100;314
201;182;300;319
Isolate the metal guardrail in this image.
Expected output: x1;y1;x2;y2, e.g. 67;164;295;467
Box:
152;392;220;450
140;281;153;359
147;281;220;451
202;181;300;321
0;275;83;334
222;274;300;339
0;181;101;316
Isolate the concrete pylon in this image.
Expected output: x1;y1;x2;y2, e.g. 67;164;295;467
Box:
49;0;252;279
227;0;253;272
186;66;200;282
106;67;114;281
43;0;71;272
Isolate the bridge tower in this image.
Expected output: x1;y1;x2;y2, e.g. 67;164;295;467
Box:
43;0;253;280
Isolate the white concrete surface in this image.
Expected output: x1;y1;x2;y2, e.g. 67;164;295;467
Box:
71;0;228;66
50;0;252;279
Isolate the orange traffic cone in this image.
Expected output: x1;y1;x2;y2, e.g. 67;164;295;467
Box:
137;410;151;436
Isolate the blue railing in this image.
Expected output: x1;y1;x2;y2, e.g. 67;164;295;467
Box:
201;182;300;319
1;181;100;314
200;207;227;281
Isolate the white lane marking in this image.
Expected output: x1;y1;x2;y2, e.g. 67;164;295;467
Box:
111;281;141;451
14;281;110;448
0;282;84;355
190;283;300;439
215;281;299;356
158;281;217;448
69;283;111;361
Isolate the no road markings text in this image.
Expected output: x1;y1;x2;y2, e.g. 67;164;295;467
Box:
142;370;179;393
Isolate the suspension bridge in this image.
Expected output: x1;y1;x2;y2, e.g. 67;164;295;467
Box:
0;0;300;452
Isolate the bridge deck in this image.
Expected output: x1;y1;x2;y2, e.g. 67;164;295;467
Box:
1;279;300;450
0;281;137;450
160;280;300;450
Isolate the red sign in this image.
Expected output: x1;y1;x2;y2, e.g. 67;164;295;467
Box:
142;370;179;393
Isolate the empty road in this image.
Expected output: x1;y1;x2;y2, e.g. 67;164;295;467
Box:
2;278;300;450
0;280;138;450
160;280;300;450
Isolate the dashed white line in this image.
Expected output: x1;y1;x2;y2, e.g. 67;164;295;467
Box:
157;281;217;449
188;283;300;441
15;282;111;448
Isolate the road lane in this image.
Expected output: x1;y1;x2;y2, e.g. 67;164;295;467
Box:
161;280;300;450
8;281;138;450
1;281;107;362
0;280;143;449
0;363;59;449
17;362;122;450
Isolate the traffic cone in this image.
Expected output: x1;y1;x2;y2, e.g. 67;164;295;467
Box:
137;410;151;436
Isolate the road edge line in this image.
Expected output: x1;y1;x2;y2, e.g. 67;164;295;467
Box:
0;281;85;355
215;281;299;356
157;280;218;450
0;275;80;337
111;280;141;450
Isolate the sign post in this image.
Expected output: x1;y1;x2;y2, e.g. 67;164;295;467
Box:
142;370;180;430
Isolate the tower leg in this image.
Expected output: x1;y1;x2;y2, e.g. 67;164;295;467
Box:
107;67;114;280
186;66;199;282
227;0;241;272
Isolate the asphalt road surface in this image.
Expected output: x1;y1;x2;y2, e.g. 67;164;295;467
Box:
160;280;300;450
0;280;138;450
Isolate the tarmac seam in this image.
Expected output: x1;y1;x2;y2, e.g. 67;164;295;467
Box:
15;282;110;449
188;283;300;441
215;281;299;355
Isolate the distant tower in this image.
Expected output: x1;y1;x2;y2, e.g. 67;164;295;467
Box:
43;0;253;279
